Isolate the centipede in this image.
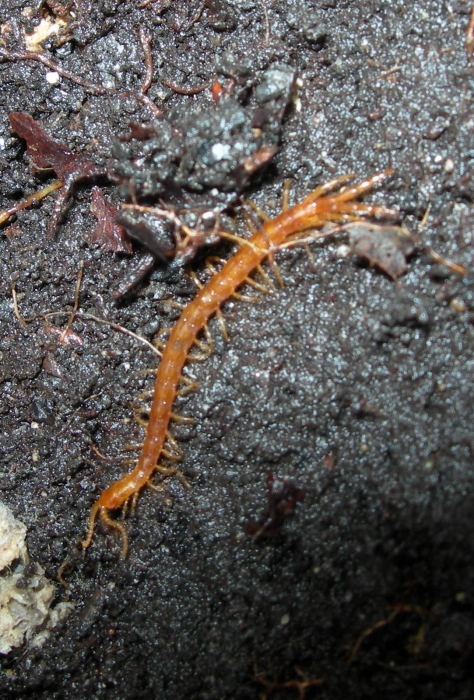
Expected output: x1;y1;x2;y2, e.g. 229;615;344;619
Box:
82;171;396;556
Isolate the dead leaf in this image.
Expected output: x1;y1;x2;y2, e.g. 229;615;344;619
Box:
90;187;133;254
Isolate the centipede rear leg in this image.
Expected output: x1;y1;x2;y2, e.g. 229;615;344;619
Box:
99;508;129;558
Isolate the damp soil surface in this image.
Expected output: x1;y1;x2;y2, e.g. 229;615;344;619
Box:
1;1;474;698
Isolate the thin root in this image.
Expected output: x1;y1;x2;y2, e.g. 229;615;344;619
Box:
0;180;62;226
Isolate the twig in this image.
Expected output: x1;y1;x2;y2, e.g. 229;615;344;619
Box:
261;0;271;45
161;78;210;95
11;284;29;328
347;604;429;665
0;180;63;226
60;260;84;343
139;27;154;94
10;284;162;357
0;46;162;118
43;312;163;357
467;3;474;55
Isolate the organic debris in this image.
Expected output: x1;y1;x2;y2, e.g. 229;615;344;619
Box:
0;501;72;655
9;111;105;236
90;187;133;254
346;222;415;279
246;473;305;539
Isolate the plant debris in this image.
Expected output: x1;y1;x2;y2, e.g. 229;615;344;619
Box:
246;473;305;539
346;222;415;279
89;187;133;254
9;111;105;236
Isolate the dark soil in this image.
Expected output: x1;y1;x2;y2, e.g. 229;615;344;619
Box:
1;1;474;698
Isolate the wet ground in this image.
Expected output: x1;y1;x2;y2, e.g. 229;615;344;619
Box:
1;1;474;698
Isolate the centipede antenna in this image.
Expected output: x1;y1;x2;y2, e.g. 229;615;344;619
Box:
302;173;356;205
0;179;63;226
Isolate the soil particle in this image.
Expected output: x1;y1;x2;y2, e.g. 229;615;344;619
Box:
1;0;474;699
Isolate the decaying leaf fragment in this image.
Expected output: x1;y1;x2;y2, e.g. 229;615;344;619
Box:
90;187;133;254
10;111;79;178
346;222;415;279
9;111;105;235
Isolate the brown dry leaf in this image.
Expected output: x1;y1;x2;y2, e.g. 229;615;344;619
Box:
90;187;133;254
9;112;105;236
9;111;76;175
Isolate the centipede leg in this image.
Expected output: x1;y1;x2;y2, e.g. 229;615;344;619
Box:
165;430;183;457
257;227;284;288
154;327;175;350
176;375;199;395
100;508;129;558
81;501;102;550
170;410;194;423
231;290;262;302
187;323;214;360
247;199;270;222
282;179;292;212
134;406;150;427
215;308;229;342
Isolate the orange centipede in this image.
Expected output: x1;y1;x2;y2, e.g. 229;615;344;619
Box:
82;171;396;555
